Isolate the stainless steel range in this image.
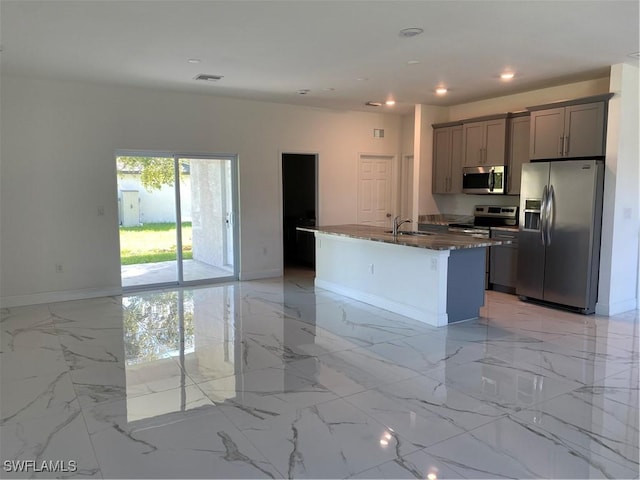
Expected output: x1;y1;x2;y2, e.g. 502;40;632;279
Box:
448;205;518;237
448;205;519;289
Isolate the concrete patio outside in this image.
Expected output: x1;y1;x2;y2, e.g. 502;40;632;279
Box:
121;259;234;288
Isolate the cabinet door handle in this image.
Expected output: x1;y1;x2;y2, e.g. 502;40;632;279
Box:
564;135;569;156
558;136;564;156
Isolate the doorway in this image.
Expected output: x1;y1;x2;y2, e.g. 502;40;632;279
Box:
282;153;317;269
357;154;395;227
116;153;239;289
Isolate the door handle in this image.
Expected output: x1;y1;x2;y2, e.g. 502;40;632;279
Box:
540;185;548;246
558;136;564;156
546;185;555;245
563;136;569;156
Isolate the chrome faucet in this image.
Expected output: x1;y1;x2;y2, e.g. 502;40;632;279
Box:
392;215;412;236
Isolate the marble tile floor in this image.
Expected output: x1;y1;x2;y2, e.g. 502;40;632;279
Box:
1;267;638;479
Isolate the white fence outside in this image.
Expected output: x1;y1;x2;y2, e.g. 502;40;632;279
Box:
117;173;192;225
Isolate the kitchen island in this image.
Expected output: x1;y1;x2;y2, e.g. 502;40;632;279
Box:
297;224;510;327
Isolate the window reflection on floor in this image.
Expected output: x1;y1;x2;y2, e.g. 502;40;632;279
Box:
122;287;236;422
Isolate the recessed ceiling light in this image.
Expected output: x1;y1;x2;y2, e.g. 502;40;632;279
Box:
187;58;201;64
357;77;369;81
399;27;424;38
297;89;311;95
407;60;420;65
435;87;448;95
629;52;640;59
500;72;515;81
366;101;382;107
385;100;396;106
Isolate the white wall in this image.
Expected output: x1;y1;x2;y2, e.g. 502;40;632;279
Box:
597;64;640;315
401;112;414;157
413;105;448;220
0;76;402;305
447;77;611;121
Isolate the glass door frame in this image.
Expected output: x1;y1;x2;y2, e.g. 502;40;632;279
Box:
116;150;240;291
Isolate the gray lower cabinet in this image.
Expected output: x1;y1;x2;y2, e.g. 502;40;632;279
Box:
490;229;518;292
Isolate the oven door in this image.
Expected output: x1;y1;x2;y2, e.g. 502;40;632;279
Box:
462;166;505;194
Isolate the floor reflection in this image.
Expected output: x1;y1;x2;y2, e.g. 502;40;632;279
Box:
122;287;239;421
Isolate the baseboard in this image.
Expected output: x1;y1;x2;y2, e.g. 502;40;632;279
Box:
315;278;448;327
239;268;282;281
1;287;123;308
595;297;638;316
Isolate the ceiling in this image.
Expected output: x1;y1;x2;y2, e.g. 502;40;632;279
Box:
1;0;638;114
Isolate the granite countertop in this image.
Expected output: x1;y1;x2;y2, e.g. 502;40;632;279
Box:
297;224;511;251
491;226;519;233
418;213;474;226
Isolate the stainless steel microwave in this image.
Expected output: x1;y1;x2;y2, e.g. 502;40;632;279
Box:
462;166;506;194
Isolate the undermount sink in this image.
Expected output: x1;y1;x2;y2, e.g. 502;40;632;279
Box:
384;230;433;236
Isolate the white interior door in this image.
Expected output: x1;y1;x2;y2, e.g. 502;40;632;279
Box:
357;154;394;227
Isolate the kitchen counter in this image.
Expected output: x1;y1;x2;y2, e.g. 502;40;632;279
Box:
298;224;510;250
299;224;505;327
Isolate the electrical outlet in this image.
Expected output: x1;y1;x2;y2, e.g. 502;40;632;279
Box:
97;206;105;216
430;258;438;271
55;264;63;273
368;263;374;274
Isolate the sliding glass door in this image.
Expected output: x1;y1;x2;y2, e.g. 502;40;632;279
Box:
117;153;238;289
178;157;236;282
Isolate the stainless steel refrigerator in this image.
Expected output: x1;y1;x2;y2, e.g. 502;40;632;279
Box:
517;159;604;313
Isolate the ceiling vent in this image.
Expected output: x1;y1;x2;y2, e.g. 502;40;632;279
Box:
194;74;224;82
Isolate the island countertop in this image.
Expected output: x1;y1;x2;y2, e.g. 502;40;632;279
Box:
297;224;511;251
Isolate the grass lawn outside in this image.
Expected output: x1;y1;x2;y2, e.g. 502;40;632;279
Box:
120;222;192;265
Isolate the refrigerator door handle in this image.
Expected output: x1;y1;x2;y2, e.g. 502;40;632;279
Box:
540;185;548;246
547;184;555;245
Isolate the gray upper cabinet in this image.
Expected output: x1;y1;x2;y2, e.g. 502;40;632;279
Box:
463;117;507;166
432;123;462;194
507;114;530;195
528;95;612;160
